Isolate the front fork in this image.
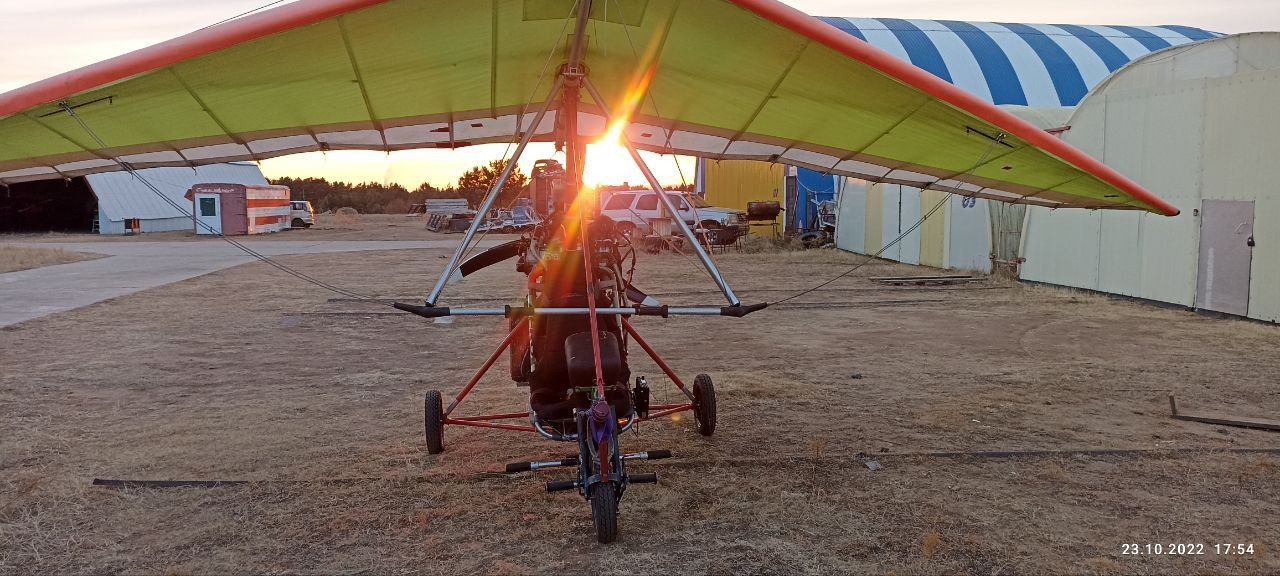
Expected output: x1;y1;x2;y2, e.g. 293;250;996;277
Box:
577;401;625;501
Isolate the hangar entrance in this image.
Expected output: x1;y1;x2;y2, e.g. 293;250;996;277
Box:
0;178;97;234
1197;200;1255;316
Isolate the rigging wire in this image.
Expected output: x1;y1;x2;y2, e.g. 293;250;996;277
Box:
196;0;289;32
58;102;384;303
771;133;1008;306
457;0;579;265
607;1;725;283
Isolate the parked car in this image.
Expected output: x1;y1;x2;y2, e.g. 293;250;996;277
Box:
478;204;542;234
289;200;315;228
600;190;748;244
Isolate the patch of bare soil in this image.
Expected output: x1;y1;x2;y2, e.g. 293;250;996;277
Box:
0;245;103;273
1;245;1278;574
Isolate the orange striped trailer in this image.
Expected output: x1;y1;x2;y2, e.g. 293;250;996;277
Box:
187;183;291;236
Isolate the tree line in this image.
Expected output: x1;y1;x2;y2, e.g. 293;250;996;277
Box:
271;159;694;214
269;177;460;214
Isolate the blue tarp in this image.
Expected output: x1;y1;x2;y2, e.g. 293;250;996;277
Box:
794;169;837;231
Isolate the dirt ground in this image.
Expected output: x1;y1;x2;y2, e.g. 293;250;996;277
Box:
2;226;1279;574
0;246;103;273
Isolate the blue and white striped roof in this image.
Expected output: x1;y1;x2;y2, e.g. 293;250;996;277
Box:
816;18;1219;106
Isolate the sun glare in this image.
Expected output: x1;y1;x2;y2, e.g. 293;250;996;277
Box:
583;137;637;187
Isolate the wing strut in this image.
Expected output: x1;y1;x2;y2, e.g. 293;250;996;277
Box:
425;74;565;306
425;1;744;308
582;76;741;306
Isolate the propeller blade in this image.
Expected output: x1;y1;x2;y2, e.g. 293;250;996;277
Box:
453;239;526;283
626;284;660;307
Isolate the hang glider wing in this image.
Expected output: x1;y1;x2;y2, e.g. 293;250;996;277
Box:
0;0;1177;215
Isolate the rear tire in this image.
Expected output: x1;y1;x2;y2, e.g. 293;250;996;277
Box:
590;482;619;544
693;374;717;436
424;390;445;454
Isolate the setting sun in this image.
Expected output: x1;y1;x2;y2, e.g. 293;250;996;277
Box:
583;138;639;187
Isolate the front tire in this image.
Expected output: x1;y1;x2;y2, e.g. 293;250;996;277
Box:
693;374;717;436
590;482;619;543
292;218;305;229
424;390;445;454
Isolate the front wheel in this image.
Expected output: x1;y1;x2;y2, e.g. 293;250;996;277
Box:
590;482;619;543
424;390;444;454
693;374;717;436
292;218;305;229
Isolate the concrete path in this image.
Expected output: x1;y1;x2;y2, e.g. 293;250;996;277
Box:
0;239;490;327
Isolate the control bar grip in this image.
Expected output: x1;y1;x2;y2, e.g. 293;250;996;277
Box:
720;302;768;318
393;303;452;318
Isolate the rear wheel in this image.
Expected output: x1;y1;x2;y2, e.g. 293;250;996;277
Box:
590;482;619;543
693;374;717;436
424;390;444;454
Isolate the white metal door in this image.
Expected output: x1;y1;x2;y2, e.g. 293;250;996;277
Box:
1197;200;1254;316
195;194;222;235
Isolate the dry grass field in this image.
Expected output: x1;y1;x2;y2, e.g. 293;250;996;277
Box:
0;245;102;273
2;230;1279;574
6;213;446;244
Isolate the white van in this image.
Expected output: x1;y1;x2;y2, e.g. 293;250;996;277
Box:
289;200;315;229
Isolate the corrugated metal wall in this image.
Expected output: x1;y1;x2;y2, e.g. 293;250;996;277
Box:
919;189;948;268
835;178;867;253
897;187;922;265
1203;66;1280;321
701;159;785;237
864;184;883;254
947;196;991;272
835;180;992;272
1022;34;1280;322
97;215;191;235
86;163;269;235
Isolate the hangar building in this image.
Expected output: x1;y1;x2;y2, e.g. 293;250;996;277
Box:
697;18;1216;271
1021;33;1280;322
0;162;269;235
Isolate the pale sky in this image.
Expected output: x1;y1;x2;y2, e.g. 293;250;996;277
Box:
2;1;1277;188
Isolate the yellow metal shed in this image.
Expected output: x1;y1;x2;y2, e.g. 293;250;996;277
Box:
700;159;785;237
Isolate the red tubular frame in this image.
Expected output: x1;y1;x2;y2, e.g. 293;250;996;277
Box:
439;316;698;434
444;317;529;416
622;318;694;399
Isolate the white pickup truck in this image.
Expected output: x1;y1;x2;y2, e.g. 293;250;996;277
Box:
599;190;748;245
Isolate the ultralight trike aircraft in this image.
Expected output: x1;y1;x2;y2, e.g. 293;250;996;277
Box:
0;0;1178;544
